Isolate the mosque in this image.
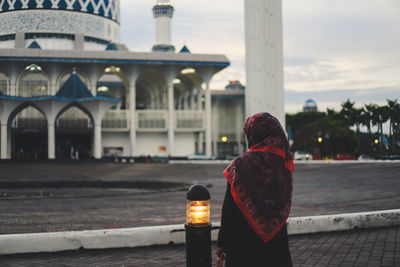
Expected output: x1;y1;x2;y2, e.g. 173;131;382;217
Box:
0;0;245;160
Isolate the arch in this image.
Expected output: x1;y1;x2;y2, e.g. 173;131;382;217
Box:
0;71;9;95
16;64;50;97
97;68;128;110
55;103;94;159
7;103;48;160
136;69;168;110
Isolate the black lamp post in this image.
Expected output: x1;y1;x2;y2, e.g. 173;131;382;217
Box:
185;184;211;267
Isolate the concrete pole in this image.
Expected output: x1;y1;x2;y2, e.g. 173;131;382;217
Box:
48;123;55;159
205;81;212;157
168;80;175;156
94;122;102;159
1;123;8;159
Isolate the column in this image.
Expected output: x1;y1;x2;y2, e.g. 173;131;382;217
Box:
90;76;98;96
9;79;16;96
168;80;175;156
236;100;244;154
94;122;102;159
205;81;212;157
1;123;8;159
48;123;55;159
197;87;204;154
129;82;137;157
212;100;219;158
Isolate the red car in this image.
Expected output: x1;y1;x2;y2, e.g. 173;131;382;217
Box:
336;154;356;160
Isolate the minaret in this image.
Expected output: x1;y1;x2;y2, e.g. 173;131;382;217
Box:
244;0;285;128
152;0;175;52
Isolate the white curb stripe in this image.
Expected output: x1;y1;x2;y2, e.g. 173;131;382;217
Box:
0;209;399;255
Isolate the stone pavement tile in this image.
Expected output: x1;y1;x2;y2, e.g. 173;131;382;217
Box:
0;226;399;267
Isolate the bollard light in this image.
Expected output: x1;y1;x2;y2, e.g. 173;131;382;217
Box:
185;184;211;267
186;200;210;226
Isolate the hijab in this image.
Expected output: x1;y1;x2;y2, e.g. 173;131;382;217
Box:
223;112;294;242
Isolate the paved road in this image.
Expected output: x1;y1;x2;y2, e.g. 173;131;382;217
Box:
1;226;398;266
0;162;399;234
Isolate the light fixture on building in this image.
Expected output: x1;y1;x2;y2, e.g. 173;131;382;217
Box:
173;78;181;84
317;137;323;143
181;68;196;74
25;64;42;72
104;66;121;73
97;86;109;92
221;136;228;143
374;139;379;144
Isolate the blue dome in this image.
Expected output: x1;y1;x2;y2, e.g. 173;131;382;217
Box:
0;0;120;23
303;99;317;112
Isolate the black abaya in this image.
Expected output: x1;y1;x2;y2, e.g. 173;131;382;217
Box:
217;183;293;267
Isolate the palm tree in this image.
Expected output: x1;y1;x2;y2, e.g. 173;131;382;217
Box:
360;105;373;154
387;99;400;154
371;104;389;157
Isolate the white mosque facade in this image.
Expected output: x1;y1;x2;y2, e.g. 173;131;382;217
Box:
0;0;246;160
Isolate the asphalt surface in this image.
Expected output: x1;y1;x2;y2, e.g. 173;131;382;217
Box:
1;226;398;266
0;161;399;234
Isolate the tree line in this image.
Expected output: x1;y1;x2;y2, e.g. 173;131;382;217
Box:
286;99;400;159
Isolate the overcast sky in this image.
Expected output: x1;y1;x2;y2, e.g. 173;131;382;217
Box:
120;0;400;113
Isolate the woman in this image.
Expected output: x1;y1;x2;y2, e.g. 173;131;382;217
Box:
217;113;294;267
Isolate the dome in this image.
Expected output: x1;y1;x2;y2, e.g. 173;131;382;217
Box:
0;0;120;44
0;0;120;22
303;99;317;112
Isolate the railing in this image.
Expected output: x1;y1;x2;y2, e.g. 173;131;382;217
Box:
175;110;205;132
136;110;168;132
57;107;91;129
12;108;206;132
102;110;129;131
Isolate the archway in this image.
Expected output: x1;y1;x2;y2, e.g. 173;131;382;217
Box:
136;69;167;110
97;67;128;110
17;64;49;97
8;104;48;160
0;72;8;95
55;105;94;159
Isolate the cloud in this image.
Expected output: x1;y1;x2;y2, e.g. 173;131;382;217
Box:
119;0;400;104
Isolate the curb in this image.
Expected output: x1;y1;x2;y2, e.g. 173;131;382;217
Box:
169;160;400;164
0;209;399;255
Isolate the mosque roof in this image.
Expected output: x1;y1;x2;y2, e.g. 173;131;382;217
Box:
56;71;93;99
105;43;118;51
179;45;191;53
28;41;41;49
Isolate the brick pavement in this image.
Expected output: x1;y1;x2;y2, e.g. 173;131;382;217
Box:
0;162;399;234
0;226;398;266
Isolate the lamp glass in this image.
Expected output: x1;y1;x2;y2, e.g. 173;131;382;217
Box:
186;200;210;226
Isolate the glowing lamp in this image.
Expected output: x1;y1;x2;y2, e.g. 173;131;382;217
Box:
221;136;228;143
374;139;379;144
317;137;323;143
186;185;210;226
185;184;212;267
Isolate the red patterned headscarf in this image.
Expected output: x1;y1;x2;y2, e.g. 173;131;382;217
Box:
223;112;294;242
